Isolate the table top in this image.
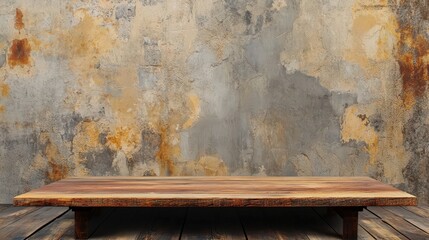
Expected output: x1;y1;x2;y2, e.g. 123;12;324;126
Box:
14;176;417;207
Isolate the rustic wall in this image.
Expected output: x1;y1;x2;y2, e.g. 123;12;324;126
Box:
0;0;428;204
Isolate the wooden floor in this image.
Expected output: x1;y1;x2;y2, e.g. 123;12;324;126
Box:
0;204;428;239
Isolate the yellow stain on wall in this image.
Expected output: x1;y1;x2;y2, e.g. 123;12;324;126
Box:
180;156;228;176
145;92;203;176
341;105;379;165
0;84;8;97
345;3;398;74
39;132;69;182
155;124;180;176
182;93;201;129
106;126;141;157
62;11;116;57
72;120;102;153
57;10;117;82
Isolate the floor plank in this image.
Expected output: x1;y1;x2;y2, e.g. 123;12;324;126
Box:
384;206;424;219
239;208;309;240
0;205;427;239
366;207;429;239
382;216;429;240
240;208;339;240
403;206;429;218
0;206;40;229
28;210;74;240
181;208;245;240
360;219;407;240
238;208;283;240
405;217;429;234
366;206;398;219
360;209;379;220
0;207;67;239
272;208;330;240
91;208;153;239
91;207;186;240
146;208;188;240
0;204;10;212
356;226;375;240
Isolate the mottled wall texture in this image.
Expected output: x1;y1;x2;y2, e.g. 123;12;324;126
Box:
0;0;428;203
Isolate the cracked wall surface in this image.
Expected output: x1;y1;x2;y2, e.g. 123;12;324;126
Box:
0;0;428;204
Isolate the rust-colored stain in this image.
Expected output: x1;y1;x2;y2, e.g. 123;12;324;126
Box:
8;38;31;68
15;8;24;31
395;2;429;109
47;161;68;182
1;84;9;97
398;34;429;108
156;125;177;176
0;105;4;113
106;127;140;153
40;132;68;182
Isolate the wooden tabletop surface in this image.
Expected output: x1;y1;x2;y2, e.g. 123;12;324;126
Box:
14;176;417;207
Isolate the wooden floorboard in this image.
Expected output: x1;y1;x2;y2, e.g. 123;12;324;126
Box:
181;208;245;240
28;210;75;240
0;204;10;212
91;208;156;239
0;206;40;229
403;206;429;218
141;208;187;240
384;206;424;219
366;206;429;238
381;216;429;239
90;207;186;239
404;217;429;234
360;219;407;240
1;205;428;239
0;207;67;239
240;207;339;240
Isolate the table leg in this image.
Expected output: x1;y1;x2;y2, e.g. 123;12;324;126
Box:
331;207;363;240
72;207;92;239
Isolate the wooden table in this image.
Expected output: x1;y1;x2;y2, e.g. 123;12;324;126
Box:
14;176;416;240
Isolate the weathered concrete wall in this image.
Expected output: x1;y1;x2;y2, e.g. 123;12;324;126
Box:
0;0;428;204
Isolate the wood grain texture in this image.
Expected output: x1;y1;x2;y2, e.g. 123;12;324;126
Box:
0;205;10;213
403;206;429;218
404;217;429;234
28;210;75;240
382;217;429;239
14;177;417;207
239;207;339;240
90;208;154;239
140;208;187;240
360;219;407;240
2;205;428;239
0;207;67;239
91;208;186;239
181;208;245;240
0;206;40;229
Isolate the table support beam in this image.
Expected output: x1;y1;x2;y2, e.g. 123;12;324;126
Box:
72;207;92;239
330;207;364;240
